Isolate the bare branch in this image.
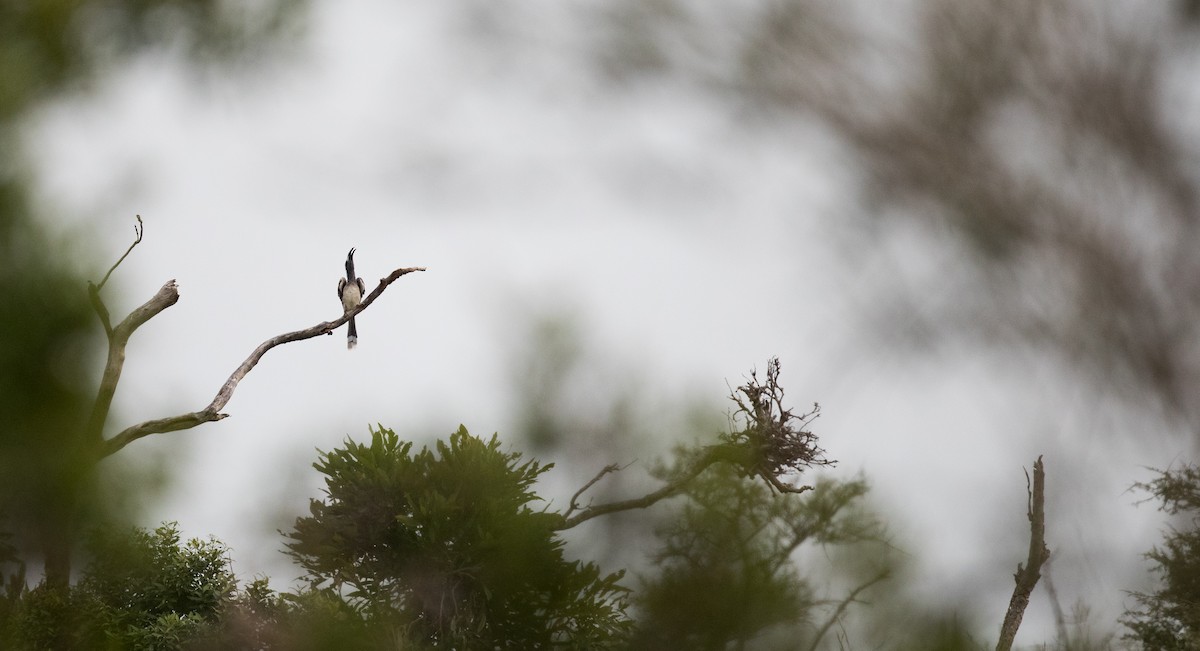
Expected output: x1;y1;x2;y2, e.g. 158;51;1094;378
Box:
88;216;145;337
555;448;732;530
727;357;832;493
98;267;425;458
556;358;829;528
564;462;623;519
96;215;144;293
86;280;180;448
806;569;892;651
996;455;1050;651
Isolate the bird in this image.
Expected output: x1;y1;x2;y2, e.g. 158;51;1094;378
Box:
338;248;367;349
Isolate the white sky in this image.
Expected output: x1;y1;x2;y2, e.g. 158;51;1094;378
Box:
21;1;1187;645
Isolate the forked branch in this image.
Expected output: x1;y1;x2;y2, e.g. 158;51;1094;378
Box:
556;358;832;529
86;219;425;459
97;266;425;458
86;217;160;447
806;569;892;651
556;449;731;530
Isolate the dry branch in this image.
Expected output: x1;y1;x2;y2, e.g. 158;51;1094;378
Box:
996;455;1050;651
86;279;180;448
563;462;623;520
555;449;731;530
97;266;425;458
555;358;831;529
807;569;892;651
96;215;143;293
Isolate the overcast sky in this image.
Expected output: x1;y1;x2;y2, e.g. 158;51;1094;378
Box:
21;1;1187;645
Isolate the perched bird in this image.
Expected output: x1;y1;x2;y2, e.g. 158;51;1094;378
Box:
338;248;367;349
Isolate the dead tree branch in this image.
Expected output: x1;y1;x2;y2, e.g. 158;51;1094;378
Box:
806;569;892;651
88;217;146;337
555;358;832;529
85;217;159;446
727;358;833;493
563;462;624;520
86;280;180;448
97;266;425;459
996;455;1050;651
555;449;729;530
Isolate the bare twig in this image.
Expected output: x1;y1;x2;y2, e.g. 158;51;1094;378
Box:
806;569;891;651
97;266;425;459
88;216;144;336
727;358;832;493
555;448;734;530
86;216;157;444
96;215;144;293
564;463;624;519
996;455;1050;651
1042;562;1070;646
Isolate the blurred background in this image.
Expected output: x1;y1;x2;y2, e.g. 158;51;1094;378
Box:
4;0;1199;646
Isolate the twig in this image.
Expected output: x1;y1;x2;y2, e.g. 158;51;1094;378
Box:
88;216;144;336
96;215;143;292
564;463;624;519
806;569;891;651
1042;562;1070;646
97;266;425;459
555;448;734;530
996;455;1050;651
86;216;156;444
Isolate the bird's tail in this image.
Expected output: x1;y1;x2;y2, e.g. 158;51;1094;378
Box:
347;316;359;350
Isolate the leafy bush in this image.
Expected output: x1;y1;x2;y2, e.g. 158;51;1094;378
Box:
285;425;631;648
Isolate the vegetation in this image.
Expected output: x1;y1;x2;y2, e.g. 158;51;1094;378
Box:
4;1;1200;649
0;403;884;649
286;426;631;648
1123;465;1200;651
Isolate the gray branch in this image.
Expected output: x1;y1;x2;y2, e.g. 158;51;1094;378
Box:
97;266;425;459
554;447;736;530
996;455;1050;651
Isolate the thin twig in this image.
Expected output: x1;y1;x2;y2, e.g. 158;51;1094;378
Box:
555;448;734;530
806;570;891;651
564;463;624;519
88;216;145;337
96;215;143;292
98;266;425;458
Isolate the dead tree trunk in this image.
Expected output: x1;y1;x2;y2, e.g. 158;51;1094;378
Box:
996;456;1050;651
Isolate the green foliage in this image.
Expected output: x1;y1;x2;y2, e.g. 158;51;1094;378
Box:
891;616;983;651
631;453;886;650
1123;465;1200;651
0;0;305;122
0;0;308;591
0;522;235;650
0;196;100;581
80;522;235;643
286;425;632;648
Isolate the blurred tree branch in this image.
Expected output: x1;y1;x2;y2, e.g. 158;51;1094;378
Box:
599;0;1200;428
806;569;892;651
556;358;831;530
996;455;1050;651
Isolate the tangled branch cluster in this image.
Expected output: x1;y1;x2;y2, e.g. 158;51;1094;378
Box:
727;358;833;493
